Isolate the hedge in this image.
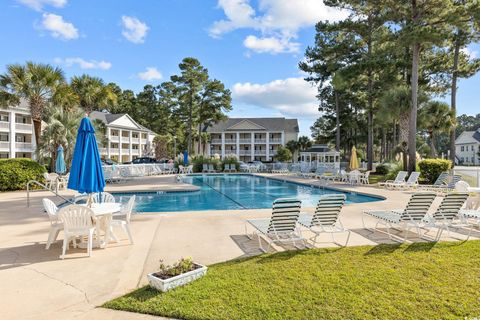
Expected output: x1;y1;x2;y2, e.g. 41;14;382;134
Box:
0;158;46;191
418;159;452;184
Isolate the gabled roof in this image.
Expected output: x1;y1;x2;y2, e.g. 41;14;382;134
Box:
206;117;299;133
455;129;480;144
89;111;155;134
301;144;334;153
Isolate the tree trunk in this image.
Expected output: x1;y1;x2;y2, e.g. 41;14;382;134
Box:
32;119;42;148
429;131;437;158
335;90;340;152
366;18;374;171
449;35;461;166
399;112;410;170
408;41;420;173
187;91;193;154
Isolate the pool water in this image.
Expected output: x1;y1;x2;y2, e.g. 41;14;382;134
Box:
114;174;383;213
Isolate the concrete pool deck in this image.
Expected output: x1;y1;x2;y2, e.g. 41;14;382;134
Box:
1;173;478;319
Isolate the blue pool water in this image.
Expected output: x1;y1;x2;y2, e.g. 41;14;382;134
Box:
114;174;383;213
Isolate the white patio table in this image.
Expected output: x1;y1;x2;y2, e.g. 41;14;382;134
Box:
80;202;121;248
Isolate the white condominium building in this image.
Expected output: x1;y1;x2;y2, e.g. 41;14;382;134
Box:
0;101;36;159
89;111;156;163
455;129;480;165
205;118;299;162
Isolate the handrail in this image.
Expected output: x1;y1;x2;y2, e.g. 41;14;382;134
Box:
26;180;73;207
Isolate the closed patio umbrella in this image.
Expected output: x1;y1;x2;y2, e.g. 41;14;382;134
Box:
55;145;66;174
183;150;189;165
349;146;359;170
68;117;105;202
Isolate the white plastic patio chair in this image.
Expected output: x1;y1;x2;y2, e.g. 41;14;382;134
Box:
111;195;136;244
298;194;350;246
42;198;63;250
245;198;305;252
360;171;370;185
92;192;115;203
56;173;69;190
362;192;437;242
43;172;58;190
57;205;96;259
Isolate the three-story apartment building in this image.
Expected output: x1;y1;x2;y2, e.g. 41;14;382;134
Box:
0;101;36;159
89;111;156;163
205;118;299;162
455;129;480;165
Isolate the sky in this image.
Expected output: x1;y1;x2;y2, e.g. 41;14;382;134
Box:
1;0;479;137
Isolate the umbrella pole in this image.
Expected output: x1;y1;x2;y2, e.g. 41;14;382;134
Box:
87;194;93;208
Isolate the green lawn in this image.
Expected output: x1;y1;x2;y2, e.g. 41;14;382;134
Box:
104;241;480;320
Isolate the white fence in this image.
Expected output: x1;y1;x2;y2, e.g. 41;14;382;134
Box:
452;167;480;188
103;163;175;181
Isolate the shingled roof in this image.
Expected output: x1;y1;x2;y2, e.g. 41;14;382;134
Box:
205;118;299;133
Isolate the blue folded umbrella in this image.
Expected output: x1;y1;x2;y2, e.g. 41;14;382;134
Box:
68;117;106;194
183;150;188;165
55;145;66;174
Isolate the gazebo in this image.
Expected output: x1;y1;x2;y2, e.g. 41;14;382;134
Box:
299;144;340;169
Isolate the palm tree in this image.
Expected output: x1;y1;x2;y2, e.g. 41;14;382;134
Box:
297;136;312;151
0;62;65;146
38;105;83;169
286;140;299;161
200;132;210;156
70;74;117;114
419;101;455;158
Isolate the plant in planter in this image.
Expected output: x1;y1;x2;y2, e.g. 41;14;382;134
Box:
147;257;207;292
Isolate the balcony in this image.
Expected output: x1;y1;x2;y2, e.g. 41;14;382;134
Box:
254;139;266;144
121;137;130;143
270;150;278;155
0;122;9;130
132;138;140;143
269;138;282;144
132;149;140;155
15;123;32;132
0;141;9;150
239;139;251;144
254;150;266;155
210;139;222;144
110;148;119;154
110;136;119;142
239;150;251;156
224;139;236;144
140;138;147;144
15;142;32;150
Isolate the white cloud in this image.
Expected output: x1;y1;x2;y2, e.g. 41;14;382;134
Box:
18;0;66;11
243;35;300;54
137;67;163;81
232;77;318;117
121;16;149;44
54;57;112;70
41;13;78;40
461;47;478;59
210;0;348;54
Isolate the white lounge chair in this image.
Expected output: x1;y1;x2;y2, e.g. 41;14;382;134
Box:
298;194;350;246
42;198;63;250
381;171;408;189
393;171;420;190
111;195;136;244
362;192;436;242
229;163;237;172
245;198;305;252
422;192;471;241
418;172;449;191
58;205;97;259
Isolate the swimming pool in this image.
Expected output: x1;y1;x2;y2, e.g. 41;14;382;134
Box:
114;174;383;213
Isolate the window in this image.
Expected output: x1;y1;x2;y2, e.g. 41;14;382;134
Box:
0;134;8;142
0;113;8;122
461;146;464;152
461;157;464;162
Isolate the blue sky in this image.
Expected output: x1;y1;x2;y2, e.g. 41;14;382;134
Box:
1;0;479;137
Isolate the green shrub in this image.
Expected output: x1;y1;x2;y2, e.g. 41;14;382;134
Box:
191;155;223;172
418;159;452;184
375;163;390;175
0;158;47;191
274;146;292;162
385;162;404;180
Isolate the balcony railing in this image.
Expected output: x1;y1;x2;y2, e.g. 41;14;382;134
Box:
15;142;32;149
224;139;236;144
269;138;282;144
132;149;140;155
132;138;140;143
15;123;32;131
239;139;251;144
140;138;147;144
239;150;251;156
254;139;266;144
254;150;266;155
110;148;119;154
110;136;120;142
0;141;9;149
0;122;9;130
121;137;130;143
210;139;222;144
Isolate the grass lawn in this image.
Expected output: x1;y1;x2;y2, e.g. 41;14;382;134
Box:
104;241;480;320
369;173;386;184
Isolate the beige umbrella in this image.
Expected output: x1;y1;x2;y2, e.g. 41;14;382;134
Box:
349;146;359;170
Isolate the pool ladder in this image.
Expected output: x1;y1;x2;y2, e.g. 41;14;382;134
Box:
26;180;74;207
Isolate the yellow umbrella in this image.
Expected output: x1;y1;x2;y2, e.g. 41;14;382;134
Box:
349;146;359;170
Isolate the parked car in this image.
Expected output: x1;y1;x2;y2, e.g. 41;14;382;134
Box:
131;157;158;164
102;158;118;165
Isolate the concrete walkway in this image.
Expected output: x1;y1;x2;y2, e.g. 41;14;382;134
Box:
0;174;477;319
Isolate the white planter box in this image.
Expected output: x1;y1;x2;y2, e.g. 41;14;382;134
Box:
147;263;207;292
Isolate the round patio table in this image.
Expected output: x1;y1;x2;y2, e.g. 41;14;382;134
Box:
80;202;121;248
